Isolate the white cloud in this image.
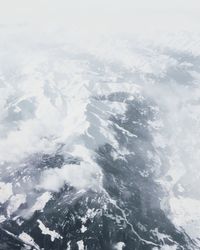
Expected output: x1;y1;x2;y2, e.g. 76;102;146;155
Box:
38;162;101;192
0;182;13;203
0;0;199;35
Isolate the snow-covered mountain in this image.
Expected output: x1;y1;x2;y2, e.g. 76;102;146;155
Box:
1;33;200;250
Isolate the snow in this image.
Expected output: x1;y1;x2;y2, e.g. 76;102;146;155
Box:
37;219;63;242
80;208;98;226
14;106;21;113
77;240;84;250
114;242;126;250
169;197;200;239
81;225;87;233
0;215;6;223
19;232;40;250
153;246;178;250
66;241;71;250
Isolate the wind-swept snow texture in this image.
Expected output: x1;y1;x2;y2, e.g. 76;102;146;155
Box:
1;0;200;249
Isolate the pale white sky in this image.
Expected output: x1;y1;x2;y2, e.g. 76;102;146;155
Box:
0;0;199;35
